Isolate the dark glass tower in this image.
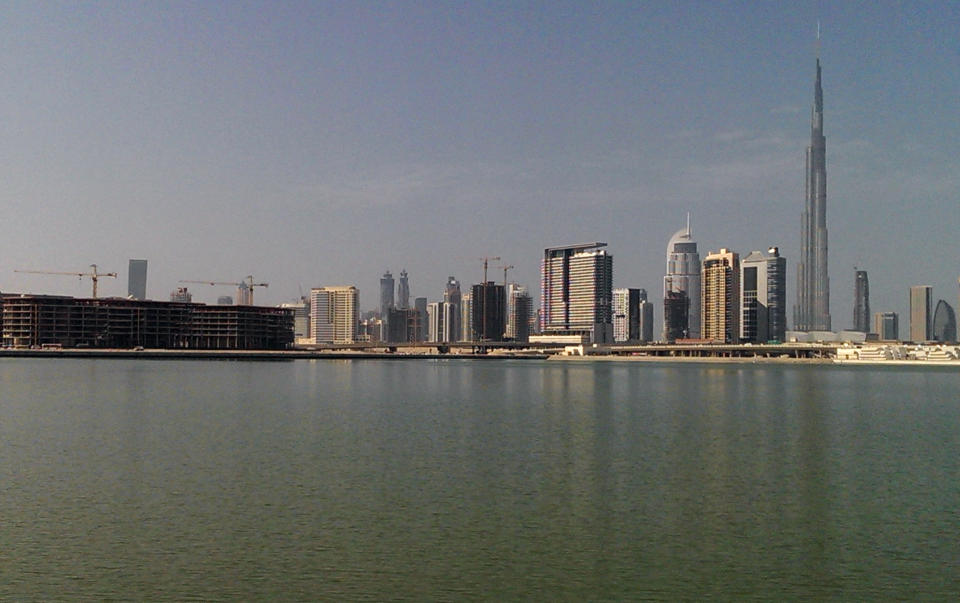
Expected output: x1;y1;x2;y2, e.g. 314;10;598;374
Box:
795;57;832;331
397;269;410;310
853;270;870;332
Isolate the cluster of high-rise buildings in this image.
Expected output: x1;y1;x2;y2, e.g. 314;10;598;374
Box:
7;53;957;351
283;53;957;348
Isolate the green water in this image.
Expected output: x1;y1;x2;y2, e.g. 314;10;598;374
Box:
2;359;958;599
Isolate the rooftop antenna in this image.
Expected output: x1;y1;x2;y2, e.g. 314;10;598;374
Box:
686;212;691;236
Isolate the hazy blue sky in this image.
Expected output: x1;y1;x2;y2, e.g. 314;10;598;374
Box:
2;1;958;334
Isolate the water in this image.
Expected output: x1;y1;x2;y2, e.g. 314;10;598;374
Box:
2;358;959;599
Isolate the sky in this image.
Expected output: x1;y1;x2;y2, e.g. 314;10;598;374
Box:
2;1;958;336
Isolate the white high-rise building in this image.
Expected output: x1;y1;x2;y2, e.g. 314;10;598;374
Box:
541;242;613;343
427;301;456;343
663;217;701;340
460;293;473;342
311;286;358;343
612;288;637;343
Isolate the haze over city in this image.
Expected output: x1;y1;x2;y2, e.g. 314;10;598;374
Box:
2;1;958;332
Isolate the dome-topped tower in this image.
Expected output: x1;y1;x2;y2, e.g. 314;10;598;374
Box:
663;214;701;341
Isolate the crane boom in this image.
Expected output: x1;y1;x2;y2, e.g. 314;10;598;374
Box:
475;256;500;283
15;264;117;298
178;275;269;305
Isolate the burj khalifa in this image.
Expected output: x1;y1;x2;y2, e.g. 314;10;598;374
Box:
794;56;831;332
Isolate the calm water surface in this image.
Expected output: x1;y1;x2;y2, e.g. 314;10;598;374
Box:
1;358;959;600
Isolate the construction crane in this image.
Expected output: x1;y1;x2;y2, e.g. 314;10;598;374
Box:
475;256;501;284
178;275;269;305
500;264;514;289
15;264;117;298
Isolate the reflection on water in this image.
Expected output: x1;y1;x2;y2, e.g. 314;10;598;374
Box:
1;359;959;599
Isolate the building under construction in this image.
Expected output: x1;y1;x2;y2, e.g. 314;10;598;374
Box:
1;294;293;350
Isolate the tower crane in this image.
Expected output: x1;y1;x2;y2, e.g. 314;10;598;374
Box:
15;264;117;298
178;275;269;305
475;256;501;284
500;264;514;289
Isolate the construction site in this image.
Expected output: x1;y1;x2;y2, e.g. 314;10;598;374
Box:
0;294;294;350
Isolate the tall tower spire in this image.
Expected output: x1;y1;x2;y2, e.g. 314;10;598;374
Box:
795;39;831;331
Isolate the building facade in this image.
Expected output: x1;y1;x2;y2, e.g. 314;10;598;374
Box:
397;269;410;310
909;285;932;342
427;301;456;343
853;270;870;332
443;276;462;342
471;282;506;341
932;300;957;343
613;288;641;343
311;286;359;344
541;242;613;343
702;248;740;343
638;289;654;343
740;247;787;343
414;297;428;342
170;287;192;302
505;285;532;342
2;294;292;350
795;55;832;332
663;291;688;343
127;259;147;300
379;271;394;320
873;311;899;341
663;218;700;340
460;293;473;342
279;300;310;342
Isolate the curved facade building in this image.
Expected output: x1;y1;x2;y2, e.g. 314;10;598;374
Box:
932;300;957;343
663;219;700;340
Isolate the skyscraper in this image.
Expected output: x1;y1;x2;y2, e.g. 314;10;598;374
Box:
471;282;506;341
505;285;532;342
637;289;654;343
460;293;473;342
414;297;428;342
932;300;957;343
873;311;899;341
909;285;932;342
427;301;456;343
663;291;688;343
541;242;614;343
853;270;870;332
127;259;147;300
379;271;394;319
397;269;410;310
443;276;462;342
311;286;359;344
795;54;831;332
663;217;700;340
613;288;641;343
740;247;787;343
702;248;739;343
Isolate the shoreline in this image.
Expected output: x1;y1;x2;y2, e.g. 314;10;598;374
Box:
1;347;957;367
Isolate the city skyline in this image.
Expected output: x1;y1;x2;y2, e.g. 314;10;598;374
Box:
1;3;958;333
